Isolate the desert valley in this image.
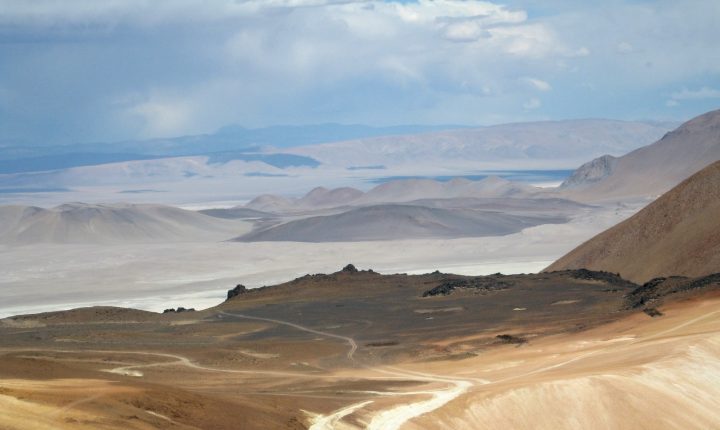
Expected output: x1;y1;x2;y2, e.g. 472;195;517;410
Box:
1;109;720;429
2;1;719;429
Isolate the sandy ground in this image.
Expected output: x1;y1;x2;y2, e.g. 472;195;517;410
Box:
405;295;720;429
3;289;718;430
0;203;639;318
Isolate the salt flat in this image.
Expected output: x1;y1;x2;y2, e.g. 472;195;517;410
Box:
0;202;640;318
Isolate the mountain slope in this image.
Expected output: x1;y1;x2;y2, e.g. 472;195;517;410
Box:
546;161;720;283
243;176;540;213
235;204;566;242
561;109;720;199
289;119;675;169
0;203;249;244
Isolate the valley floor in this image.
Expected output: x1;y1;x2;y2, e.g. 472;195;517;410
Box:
1;276;719;429
0;202;638;318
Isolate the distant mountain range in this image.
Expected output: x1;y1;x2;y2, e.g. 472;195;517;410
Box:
0;123;459;174
0;119;674;178
244;176;541;213
561;109;720;200
288;119;676;169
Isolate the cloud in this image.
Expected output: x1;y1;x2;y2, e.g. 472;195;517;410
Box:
521;77;552;92
617;41;634;54
670;87;720;100
523;98;541;110
0;0;719;144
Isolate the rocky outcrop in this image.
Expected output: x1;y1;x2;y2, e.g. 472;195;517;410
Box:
227;284;248;300
163;307;195;313
422;276;513;297
624;273;720;310
560;154;617;188
342;264;359;273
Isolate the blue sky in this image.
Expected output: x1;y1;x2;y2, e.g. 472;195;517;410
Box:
1;0;719;145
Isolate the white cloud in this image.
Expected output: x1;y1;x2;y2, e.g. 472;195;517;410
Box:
523;98;541;110
126;96;195;138
617;41;634;54
665;100;678;107
521;77;552;92
2;0;719;143
670;86;720;100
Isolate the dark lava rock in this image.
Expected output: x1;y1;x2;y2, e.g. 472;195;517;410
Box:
624;273;720;310
163;307;195;313
624;277;668;309
422;277;512;297
227;284;248;300
643;308;664;317
567;269;638;288
342;264;359;273
495;334;527;344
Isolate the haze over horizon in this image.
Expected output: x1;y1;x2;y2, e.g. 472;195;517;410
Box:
1;0;719;146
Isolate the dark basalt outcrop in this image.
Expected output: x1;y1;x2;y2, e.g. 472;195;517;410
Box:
624;273;720;310
163;307;195;313
643;308;664;317
227;284;248;300
422;276;513;297
565;269;638;288
342;264;359;273
495;334;527;344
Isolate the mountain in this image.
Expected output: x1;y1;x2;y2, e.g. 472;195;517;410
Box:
560;155;617;188
0;124;458;171
235;204;566;242
546;161;720;283
288;119;675;169
294;186;364;208
244;194;296;213
358;176;537;204
243;176;540;214
561;109;720;199
198;207;273;219
0;203;250;244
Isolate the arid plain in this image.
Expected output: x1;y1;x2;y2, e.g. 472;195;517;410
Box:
2;265;720;429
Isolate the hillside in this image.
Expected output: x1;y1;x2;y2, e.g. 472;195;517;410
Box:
235;204;565;242
289;119;675;169
0;203;249;244
561;109;720;200
244;176;540;213
546;161;720;283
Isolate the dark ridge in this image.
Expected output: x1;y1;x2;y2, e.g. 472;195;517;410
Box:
624;273;720;310
163;307;195;313
566;269;638;288
422;276;513;297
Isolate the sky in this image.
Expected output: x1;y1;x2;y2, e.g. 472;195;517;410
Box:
1;0;719;146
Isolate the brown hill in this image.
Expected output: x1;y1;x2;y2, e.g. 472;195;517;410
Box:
561;109;720;200
546;161;720;283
